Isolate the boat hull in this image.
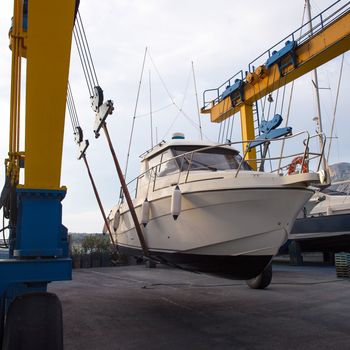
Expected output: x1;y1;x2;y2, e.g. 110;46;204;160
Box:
289;213;350;252
119;244;272;279
115;187;313;279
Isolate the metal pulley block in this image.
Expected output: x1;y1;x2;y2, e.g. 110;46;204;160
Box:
77;139;89;160
73;126;89;159
93;100;114;138
74;126;84;144
90;86;104;112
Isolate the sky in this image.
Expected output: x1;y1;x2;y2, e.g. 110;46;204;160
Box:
0;0;349;233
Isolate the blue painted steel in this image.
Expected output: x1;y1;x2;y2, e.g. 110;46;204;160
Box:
259;114;283;134
0;249;8;259
0;188;71;317
0;258;71;311
0;259;72;292
265;40;297;69
248;113;292;149
249;127;292;149
220;79;244;102
13;188;68;257
23;0;28;31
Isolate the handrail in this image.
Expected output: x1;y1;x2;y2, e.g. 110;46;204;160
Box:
248;1;348;72
202;1;349;109
119;131;326;202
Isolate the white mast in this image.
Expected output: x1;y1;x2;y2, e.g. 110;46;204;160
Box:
305;0;327;170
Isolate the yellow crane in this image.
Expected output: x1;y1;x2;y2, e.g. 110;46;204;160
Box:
201;1;350;167
1;1;77;348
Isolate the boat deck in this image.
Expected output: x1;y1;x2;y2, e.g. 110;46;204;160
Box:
50;263;350;350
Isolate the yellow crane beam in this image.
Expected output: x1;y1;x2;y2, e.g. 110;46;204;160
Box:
201;3;350;167
23;0;76;189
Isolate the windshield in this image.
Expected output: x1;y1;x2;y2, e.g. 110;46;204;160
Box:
171;146;252;171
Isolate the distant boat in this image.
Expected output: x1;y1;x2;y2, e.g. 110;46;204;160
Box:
105;133;324;288
286;1;350;256
0;249;8;259
288;187;350;253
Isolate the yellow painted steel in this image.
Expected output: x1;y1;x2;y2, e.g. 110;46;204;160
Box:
24;0;76;189
207;9;350;123
8;0;25;185
9;1;27;58
240;104;256;169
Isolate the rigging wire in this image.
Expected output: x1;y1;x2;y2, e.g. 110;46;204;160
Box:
147;51;206;139
124;47;148;180
134;103;174;119
160;63;202;140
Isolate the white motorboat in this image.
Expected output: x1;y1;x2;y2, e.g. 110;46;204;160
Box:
105;133;325;284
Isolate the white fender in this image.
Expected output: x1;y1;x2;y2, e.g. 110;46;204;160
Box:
171;185;182;220
140;199;150;227
326;206;333;216
113;209;120;232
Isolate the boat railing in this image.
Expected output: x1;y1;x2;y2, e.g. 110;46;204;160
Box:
122;131;326;201
235;131;326;178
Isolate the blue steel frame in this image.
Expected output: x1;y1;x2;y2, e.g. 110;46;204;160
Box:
0;188;72;312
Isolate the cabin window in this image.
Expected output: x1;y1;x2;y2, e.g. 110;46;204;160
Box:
148;154;161;173
172;146;252;171
158;150;178;176
148;149;178;177
147;145;251;176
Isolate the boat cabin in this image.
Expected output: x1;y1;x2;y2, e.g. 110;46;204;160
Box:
141;141;252;178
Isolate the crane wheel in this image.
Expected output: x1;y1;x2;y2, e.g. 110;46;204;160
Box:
2;292;63;350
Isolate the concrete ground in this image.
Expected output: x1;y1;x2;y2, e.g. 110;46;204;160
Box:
50;263;350;350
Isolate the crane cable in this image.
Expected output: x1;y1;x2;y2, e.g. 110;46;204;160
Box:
66;83;116;247
73;14;150;258
73;11;99;97
277;3;307;172
71;12;119;246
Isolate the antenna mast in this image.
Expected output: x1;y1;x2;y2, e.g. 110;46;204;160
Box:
305;0;327;169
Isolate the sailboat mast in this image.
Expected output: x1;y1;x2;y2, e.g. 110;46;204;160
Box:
305;0;327;169
149;69;154;148
191;61;203;140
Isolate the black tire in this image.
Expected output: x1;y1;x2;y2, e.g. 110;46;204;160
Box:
246;262;272;289
2;292;63;350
